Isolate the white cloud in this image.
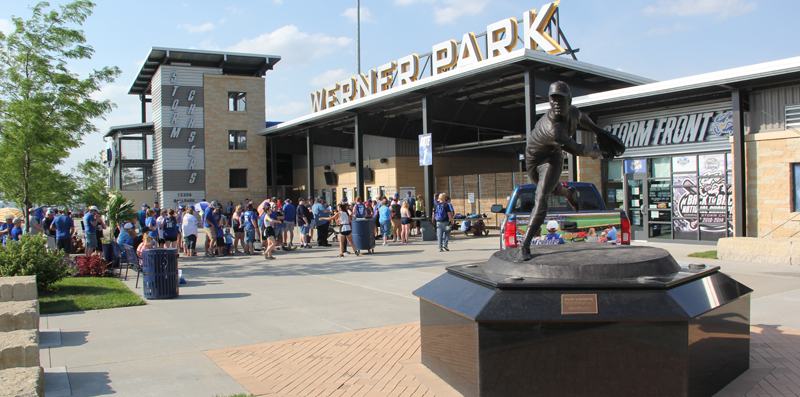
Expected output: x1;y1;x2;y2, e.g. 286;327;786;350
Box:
0;19;14;35
394;0;434;5
226;25;353;69
643;0;757;19
647;23;693;35
226;6;244;14
267;102;306;121
433;0;491;25
341;7;376;24
219;18;226;24
309;69;354;88
177;22;215;33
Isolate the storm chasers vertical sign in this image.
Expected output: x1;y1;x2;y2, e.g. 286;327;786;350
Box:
419;133;432;166
152;65;220;204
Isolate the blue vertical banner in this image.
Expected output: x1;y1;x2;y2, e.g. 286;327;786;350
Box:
419;133;432;166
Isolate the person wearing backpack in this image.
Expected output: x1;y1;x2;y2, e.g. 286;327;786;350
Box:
432;193;454;252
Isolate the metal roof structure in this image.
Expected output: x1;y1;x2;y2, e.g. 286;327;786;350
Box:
128;47;281;96
258;48;654;140
538;56;800;115
103;122;154;138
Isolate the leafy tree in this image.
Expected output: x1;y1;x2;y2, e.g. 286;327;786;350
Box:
0;1;120;231
73;155;107;209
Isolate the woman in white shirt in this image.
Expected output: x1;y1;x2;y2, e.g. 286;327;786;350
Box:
182;207;199;256
321;203;360;258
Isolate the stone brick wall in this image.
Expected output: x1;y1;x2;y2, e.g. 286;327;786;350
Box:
203;74;268;204
0;276;43;396
744;131;800;238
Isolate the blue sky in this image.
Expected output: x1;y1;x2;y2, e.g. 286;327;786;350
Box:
1;0;798;173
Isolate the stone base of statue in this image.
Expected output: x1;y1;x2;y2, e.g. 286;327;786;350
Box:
413;245;751;397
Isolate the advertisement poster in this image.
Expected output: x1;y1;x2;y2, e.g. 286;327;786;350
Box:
624;158;645;174
698;154;729;239
672;174;698;238
607;189;616;202
419;133;432;166
672;156;696;173
615;189;625;202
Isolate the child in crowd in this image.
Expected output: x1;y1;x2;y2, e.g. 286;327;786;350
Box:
137;234;154;258
223;228;234;256
585;228;598;242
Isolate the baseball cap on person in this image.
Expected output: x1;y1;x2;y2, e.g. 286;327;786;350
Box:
13;218;22;224
142;203;148;207
123;223;133;230
407;191;411;195
342;198;348;203
394;193;399;197
89;206;99;211
547;220;559;230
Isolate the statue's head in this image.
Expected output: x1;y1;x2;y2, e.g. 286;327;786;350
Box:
548;81;572;119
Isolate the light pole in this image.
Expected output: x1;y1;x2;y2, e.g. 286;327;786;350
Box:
357;0;361;74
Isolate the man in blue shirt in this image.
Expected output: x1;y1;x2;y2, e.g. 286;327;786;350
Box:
83;205;99;256
50;208;74;254
203;203;218;256
10;218;23;242
137;203;148;233
402;191;415;214
282;199;296;247
0;215;13;244
311;198;331;247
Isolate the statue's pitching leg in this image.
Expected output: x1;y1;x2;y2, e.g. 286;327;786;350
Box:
517;154;565;261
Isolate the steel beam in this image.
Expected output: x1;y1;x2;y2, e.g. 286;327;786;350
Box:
269;138;277;197
306;130;315;199
354;114;365;199
422;96;436;215
732;89;747;237
524;68;536;147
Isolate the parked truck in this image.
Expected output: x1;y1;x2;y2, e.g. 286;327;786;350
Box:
491;182;630;249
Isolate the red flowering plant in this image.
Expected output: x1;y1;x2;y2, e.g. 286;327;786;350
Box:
69;256;109;277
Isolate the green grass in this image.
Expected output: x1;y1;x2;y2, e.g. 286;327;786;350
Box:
687;250;718;259
39;277;146;315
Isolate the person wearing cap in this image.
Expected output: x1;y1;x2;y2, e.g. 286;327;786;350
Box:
117;223;134;246
540;220;565;244
203;203;218;256
43;210;56;251
516;81;613;261
0;215;13;244
83;206;100;256
432;193;454;252
28;207;43;236
390;198;401;243
296;197;313;249
50;208;74;254
10;218;23;242
306;196;316;241
137;204;148;233
311;197;331;247
282;199;296;248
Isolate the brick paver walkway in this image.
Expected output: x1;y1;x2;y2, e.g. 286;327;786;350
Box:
206;323;800;397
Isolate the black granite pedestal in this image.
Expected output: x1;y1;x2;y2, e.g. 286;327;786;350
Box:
413;245;752;397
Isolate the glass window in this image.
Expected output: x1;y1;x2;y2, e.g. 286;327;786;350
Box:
607;160;623;180
699;154;725;177
145;135;153;159
228;131;247;150
793;164;800;212
120;139;144;160
228;92;246;111
649;157;670;178
230;169;247;188
121;166;154;190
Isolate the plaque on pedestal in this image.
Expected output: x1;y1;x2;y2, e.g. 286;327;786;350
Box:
413;245;751;397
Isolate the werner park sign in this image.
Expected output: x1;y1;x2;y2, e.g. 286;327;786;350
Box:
310;1;567;113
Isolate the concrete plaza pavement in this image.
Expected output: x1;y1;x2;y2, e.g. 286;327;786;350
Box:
37;233;800;397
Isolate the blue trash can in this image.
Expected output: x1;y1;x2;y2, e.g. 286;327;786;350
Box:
141;248;179;299
351;218;376;253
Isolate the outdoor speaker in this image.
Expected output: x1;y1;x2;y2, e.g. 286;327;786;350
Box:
324;171;337;185
363;167;374;183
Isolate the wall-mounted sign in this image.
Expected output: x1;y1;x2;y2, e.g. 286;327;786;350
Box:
310;1;565;113
602;110;733;148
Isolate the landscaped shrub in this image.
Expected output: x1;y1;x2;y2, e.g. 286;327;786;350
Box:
0;234;71;290
69;256;108;277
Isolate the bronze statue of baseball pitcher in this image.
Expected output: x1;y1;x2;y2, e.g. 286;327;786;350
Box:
517;81;625;261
